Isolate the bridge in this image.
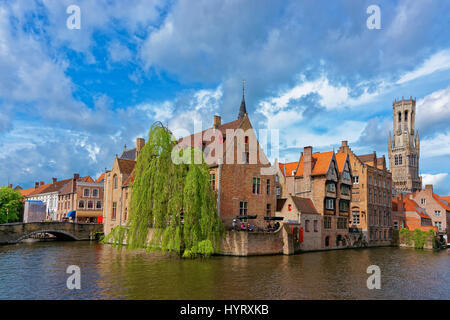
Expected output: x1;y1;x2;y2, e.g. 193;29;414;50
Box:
0;222;103;245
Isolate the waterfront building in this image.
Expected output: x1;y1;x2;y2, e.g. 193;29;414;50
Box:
178;91;277;230
337;141;393;246
56;174;98;221
388;97;422;193
278;146;352;249
408;184;449;237
103;138;143;234
276;195;322;251
392;193;436;232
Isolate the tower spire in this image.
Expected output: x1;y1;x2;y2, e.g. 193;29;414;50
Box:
238;80;247;119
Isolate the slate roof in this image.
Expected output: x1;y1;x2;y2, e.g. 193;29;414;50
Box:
120;148;137;161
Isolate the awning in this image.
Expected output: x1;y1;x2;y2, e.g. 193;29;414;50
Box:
264;216;284;221
236;215;257;220
67;210;76;218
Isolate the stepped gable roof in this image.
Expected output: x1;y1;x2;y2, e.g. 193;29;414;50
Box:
56;176;94;195
117;158;136;175
357;153;375;163
120;148;137;161
296;151;334;177
335;153;347;173
291;196;319;215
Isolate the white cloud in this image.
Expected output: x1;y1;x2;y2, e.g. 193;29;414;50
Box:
397;49;450;84
421;173;448;189
108;41;133;63
416;86;450;134
421;131;450;158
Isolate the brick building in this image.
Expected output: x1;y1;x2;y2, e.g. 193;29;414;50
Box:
179;92;277;229
392;193;436;232
56;174;99;222
337;141;393;246
408;185;449;236
103;138;144;234
278;146;352;249
276;195;322;251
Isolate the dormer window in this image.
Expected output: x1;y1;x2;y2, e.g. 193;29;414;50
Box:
326;183;336;192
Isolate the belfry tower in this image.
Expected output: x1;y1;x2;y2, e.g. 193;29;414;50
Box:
388;97;422;193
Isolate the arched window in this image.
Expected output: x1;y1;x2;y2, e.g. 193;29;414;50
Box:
398;112;402;122
325;236;330;247
399;155;403;165
113;175;118;189
404;110;408;121
394;155;398;165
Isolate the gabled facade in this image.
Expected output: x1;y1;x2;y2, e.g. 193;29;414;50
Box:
179;94;277;229
278;146;352;249
276;195;322;251
409;184;449;236
104;138;143;234
56;174;96;221
392;193;437;232
337;141;393;246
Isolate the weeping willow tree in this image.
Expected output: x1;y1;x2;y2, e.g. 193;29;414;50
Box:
117;122;224;258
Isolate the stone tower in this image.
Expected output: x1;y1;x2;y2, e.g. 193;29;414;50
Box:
388;97;422;193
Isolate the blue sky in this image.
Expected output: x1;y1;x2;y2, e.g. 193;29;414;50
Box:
0;0;449;195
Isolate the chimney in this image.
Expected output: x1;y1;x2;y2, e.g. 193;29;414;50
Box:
373;151;377;167
40;181;44;186
52;178;57;184
8;184;12;189
35;182;39;189
303;146;313;178
73;173;80;180
136;138;145;155
425;184;433;195
342;140;348;147
213;115;221;129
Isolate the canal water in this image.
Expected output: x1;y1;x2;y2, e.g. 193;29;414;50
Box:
0;241;448;300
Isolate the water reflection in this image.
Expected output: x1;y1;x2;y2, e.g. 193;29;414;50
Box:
0;242;448;300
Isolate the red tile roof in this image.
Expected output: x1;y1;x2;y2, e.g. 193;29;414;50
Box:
403;198;432;219
433;193;450;211
96;173;105;183
20;187;36;197
279;151;334;177
335;153;347;173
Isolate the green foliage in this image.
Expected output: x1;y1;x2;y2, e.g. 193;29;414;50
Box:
103;225;128;248
399;228;435;249
0;186;23;224
125;123;224;258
